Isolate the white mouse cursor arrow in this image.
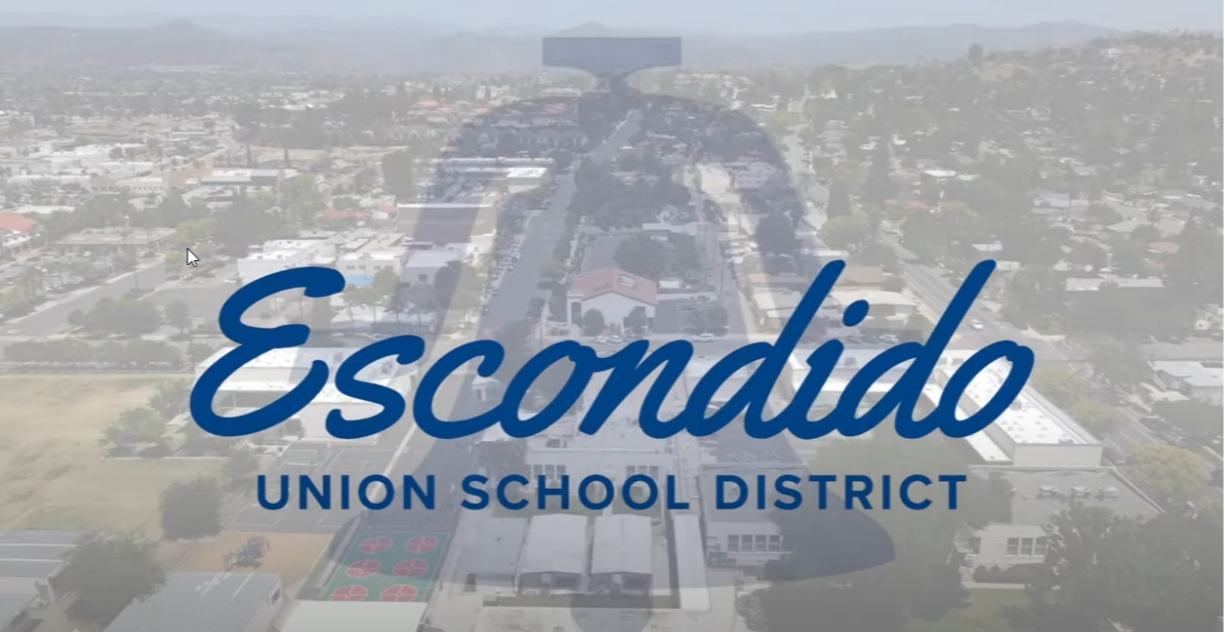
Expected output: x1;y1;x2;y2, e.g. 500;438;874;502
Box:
185;248;200;267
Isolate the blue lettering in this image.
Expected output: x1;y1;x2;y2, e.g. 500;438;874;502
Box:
191;261;1033;443
191;266;343;436
328;337;425;440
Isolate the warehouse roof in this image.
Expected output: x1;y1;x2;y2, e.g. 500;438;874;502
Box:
104;572;281;632
0;530;79;580
280;601;427;632
590;514;653;576
520;514;588;576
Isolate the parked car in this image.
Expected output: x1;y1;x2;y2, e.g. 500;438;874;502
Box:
693;333;715;343
969;319;984;330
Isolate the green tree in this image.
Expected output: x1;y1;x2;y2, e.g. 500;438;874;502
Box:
614;235;670;281
755;213;798;256
381;150;417;202
159;478;223;540
148;381;190;418
57;531;166;626
818;212;872;251
1127;444;1206;507
371;267;400;300
1085;337;1149;392
100;407;166;451
161;299;192;336
582;309;606;336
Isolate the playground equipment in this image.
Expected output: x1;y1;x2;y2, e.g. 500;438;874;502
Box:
223;534;272;570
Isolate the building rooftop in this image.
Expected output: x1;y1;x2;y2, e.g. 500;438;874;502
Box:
0;530;79;580
570;268;659;307
474;606;712;632
1151;360;1224;389
279;601;427;632
827;289;917;309
939;350;1093;446
56;227;174;247
591;514;653;576
520;514;588;577
977;467;1161;527
470;517;528;579
103;572;281;632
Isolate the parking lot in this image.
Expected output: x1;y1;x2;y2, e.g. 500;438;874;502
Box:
225;444;402;534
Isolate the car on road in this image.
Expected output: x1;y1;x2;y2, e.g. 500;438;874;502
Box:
970;319;983;330
693;333;715;343
608;334;624;345
878;334;900;344
1102;445;1126;465
595;335;609;344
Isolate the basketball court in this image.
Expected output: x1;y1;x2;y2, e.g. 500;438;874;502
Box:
322;531;450;603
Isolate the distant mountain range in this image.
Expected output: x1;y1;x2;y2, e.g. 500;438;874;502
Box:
0;18;1122;72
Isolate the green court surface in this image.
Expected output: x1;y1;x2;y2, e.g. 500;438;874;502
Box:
324;531;449;603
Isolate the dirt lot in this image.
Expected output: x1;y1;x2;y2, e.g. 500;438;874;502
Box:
0;375;223;536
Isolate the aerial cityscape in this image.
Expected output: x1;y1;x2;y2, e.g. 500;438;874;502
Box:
0;11;1220;632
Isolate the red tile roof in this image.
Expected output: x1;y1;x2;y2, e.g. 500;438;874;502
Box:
571;268;658;306
0;212;38;234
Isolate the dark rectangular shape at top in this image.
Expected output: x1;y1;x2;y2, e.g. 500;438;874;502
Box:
542;37;682;76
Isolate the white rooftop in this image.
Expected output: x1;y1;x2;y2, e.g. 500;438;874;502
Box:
519;514;588;576
943;352;1087;446
280;601;427;632
590;514;653;576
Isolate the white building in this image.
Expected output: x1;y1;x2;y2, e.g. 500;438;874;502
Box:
104;572;284;632
462;517;529;595
0;531;78;603
518;514;588;594
237;239;339;285
589;514;654;595
336;233;410;286
959;468;1160;571
194;347;417;443
1151;360;1224;404
279;601;427;632
481;370;681;488
698;465;797;569
567;268;658;330
401;248;464;285
785;348;1103;468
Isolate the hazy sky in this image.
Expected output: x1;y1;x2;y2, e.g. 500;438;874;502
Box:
0;0;1219;33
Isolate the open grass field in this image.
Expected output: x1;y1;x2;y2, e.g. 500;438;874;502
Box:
174;532;333;589
0;375;223;536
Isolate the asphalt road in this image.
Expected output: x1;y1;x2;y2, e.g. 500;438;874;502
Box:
226;111;647;537
2;257;171;338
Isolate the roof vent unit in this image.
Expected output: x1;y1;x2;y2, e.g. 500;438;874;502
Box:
1071;486;1092;498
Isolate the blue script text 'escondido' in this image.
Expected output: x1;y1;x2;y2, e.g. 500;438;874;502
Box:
189;260;1035;442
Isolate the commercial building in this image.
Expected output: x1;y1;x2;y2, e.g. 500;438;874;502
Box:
589;514;654;596
517;514;589;594
279;601;428;632
336;233;410;286
194;347;417;443
199;168;295;190
104;572;284;632
785;348;1103;468
237;238;340;286
54;227;175;255
463;517;529;594
0;531;79;603
568;268;658;330
958;467;1161;570
401;248;464;285
1151;360;1224;404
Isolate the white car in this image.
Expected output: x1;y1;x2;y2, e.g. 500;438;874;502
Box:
970;319;984;330
693;333;715;343
608;335;624;344
595;335;609;345
878;334;900;344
